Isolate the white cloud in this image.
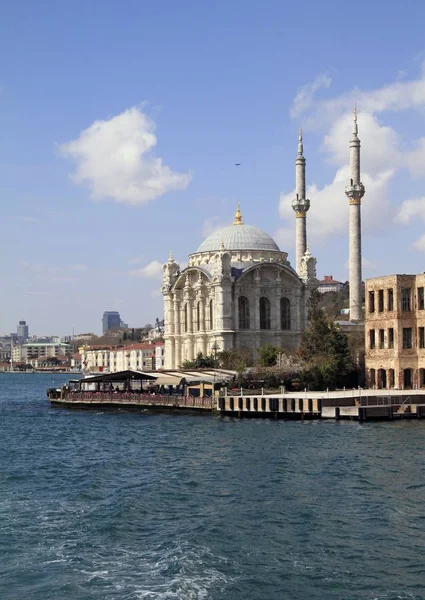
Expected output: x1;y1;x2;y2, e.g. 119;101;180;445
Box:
412;235;425;251
71;264;89;271
394;197;425;224
129;260;163;278
280;167;394;241
290;73;332;119
202;216;228;238
283;64;425;248
60;106;192;205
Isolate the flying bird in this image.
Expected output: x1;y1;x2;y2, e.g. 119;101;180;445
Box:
235;163;241;166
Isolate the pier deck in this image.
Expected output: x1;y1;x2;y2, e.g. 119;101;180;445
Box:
50;392;214;412
218;389;425;421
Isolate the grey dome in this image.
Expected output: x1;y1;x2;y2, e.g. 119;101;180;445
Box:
196;224;280;253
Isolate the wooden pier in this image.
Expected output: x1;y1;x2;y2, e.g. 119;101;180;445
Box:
50;392;214;412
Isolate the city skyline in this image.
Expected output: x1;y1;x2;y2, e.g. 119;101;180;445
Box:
1;1;425;334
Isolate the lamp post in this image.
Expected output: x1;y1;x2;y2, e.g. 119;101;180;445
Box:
211;341;220;401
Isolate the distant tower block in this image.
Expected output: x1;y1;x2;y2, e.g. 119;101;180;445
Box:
345;108;365;322
291;129;310;274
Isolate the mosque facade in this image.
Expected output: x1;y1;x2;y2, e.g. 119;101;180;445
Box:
161;112;364;369
161;131;319;368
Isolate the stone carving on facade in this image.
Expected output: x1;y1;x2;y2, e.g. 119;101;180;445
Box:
299;246;317;284
162;252;180;292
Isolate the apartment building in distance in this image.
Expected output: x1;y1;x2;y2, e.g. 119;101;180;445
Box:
80;341;164;373
365;274;425;389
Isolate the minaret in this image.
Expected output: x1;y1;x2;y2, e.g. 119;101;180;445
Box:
291;129;310;274
345;108;365;322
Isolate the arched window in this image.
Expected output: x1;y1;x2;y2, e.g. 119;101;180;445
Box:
209;299;214;330
238;296;250;329
260;297;271;329
196;302;201;331
184;303;188;333
280;297;291;330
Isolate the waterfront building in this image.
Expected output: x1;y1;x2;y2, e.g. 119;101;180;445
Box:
318;276;345;294
161;130;321;369
102;311;122;334
80;341;164;373
162;209;318;368
155;343;165;369
12;342;72;365
17;320;29;341
365;274;425;389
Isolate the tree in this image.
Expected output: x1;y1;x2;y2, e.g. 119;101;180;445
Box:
257;344;280;367
299;290;352;389
219;348;251;374
182;352;215;369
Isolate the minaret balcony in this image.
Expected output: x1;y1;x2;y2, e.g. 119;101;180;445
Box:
291;197;310;214
345;183;365;205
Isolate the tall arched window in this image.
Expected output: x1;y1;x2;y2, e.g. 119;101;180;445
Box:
184;303;188;333
280;297;291;330
238;296;250;329
209;299;214;330
196;302;201;331
260;297;271;329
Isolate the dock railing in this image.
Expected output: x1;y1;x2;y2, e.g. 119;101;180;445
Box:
61;392;213;409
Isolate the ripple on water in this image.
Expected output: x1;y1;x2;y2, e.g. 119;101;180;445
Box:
2;374;425;599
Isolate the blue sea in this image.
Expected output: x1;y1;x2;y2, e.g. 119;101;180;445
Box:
1;373;425;599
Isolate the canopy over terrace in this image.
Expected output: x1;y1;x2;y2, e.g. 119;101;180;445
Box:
76;369;236;391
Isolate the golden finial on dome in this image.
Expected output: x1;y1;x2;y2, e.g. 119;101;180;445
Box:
233;202;243;225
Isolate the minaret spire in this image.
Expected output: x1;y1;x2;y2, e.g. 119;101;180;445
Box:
345;108;365;322
298;128;304;155
292;128;310;274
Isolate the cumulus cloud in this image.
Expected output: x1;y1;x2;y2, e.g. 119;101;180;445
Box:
129;260;163;278
290;73;332;119
202;216;228;238
280;167;394;240
394;197;425;224
412;235;425;252
60;107;192;205
283;64;425;251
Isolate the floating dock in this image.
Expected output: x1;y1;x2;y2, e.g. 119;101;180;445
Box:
49;388;425;421
217;389;425;421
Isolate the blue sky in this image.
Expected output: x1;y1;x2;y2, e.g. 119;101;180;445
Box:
1;0;425;335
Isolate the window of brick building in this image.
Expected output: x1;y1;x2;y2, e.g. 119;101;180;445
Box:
419;327;425;349
418;287;425;311
388;288;394;311
388;328;394;349
378;290;384;312
403;327;413;349
379;329;385;349
369;291;375;313
401;288;411;312
369;329;375;349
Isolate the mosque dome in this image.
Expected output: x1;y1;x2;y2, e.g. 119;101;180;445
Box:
196;204;281;254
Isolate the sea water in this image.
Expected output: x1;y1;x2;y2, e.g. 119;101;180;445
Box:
1;373;425;599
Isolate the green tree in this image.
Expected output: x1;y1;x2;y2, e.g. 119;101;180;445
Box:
219;348;251;374
182;352;215;369
299;290;352;389
257;344;279;367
